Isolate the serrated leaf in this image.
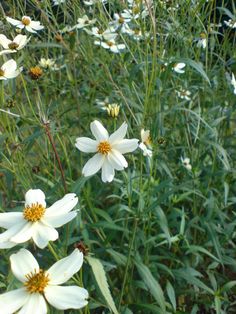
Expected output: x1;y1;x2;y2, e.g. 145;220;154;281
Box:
86;256;119;314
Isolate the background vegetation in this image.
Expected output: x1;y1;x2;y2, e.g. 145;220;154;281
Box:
0;0;236;313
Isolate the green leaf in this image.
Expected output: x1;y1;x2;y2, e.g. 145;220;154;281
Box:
86;256;119;314
166;281;176;311
135;261;166;313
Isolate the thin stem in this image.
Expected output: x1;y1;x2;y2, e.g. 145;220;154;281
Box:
43;122;67;193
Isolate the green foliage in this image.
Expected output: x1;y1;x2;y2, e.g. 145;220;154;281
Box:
0;0;236;313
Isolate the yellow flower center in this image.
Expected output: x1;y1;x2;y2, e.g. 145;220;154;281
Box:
132;6;140;14
118;17;125;24
23;203;46;222
8;42;19;50
22;17;31;26
97;141;111;154
28;66;43;80
0;69;5;77
25;269;49;294
106;41;114;47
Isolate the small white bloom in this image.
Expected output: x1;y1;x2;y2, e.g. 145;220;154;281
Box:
176;88;191;100
181;156;192;171
39;58;55;69
83;0;107;5
94;39;125;53
0;59;22;80
231;73;236;95
126;28;148;41
0;189;78;249
224;19;236;28
86;27;117;40
109;13;131;34
139;129;152;157
196;33;207;49
6;15;44;33
0;34;29;55
53;0;66;5
0;248;88;313
75;120;139;182
173;63;186;74
75;15;96;29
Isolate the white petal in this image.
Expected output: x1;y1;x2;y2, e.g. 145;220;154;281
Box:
17;293;47;314
6;17;21;26
0;221;27;242
109;122;127;144
1;59;16;72
10;222;34;243
25;189;46;207
45;286;88;310
107;150;128;170
0;240;16;249
75;137;98;153
0;212;24;228
90;120;109;141
0;288;29;314
43;212;77;228
29;21;44;31
101;161;115;182
47;249;83;285
32;222;58;249
10;249;39;282
14;34;28;48
0;34;11;49
82;153;104;177
45;193;78;216
25;26;37;33
0;50;15;56
113;139;139;154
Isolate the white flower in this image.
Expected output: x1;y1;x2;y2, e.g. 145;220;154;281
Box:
176;88;191;100
0;189;78;249
75;15;96;29
39;58;55;69
83;0;107;5
86;27;117;40
224;19;236;28
0;34;29;55
139;129;152;157
181;157;192;171
196;33;207;49
173;63;186;74
94;39;125;53
109;13;131;34
53;0;66;5
0;59;22;80
6;16;44;33
0;248;88;313
75;120;138;182
231;73;236;95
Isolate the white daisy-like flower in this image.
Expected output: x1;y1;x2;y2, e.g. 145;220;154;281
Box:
75;120;139;182
0;59;23;81
109;13;131;34
224;19;236;29
196;33;207;49
0;248;88;313
0;34;29;55
6;15;44;33
94;39;125;53
173;62;186;74
75;15;96;29
176;88;191;100
39;58;55;69
0;189;78;249
86;27;117;40
231;73;236;95
181;156;192;171
139;129;152;157
53;0;66;5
